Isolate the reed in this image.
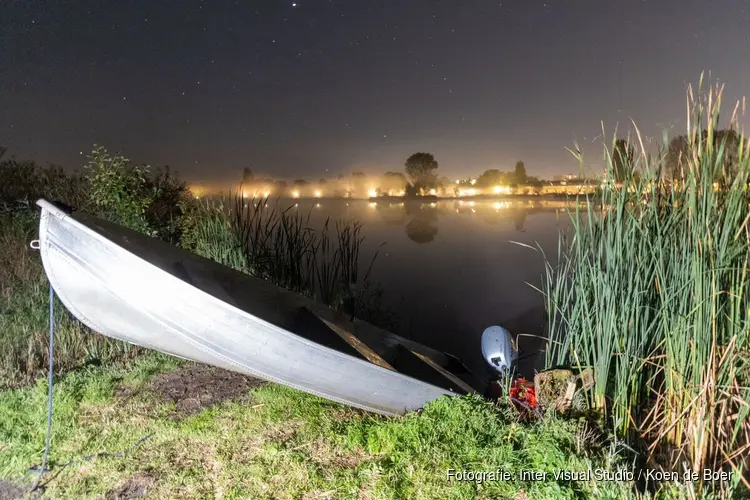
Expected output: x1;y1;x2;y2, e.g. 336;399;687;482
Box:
179;197;249;273
228;194;384;315
541;77;750;495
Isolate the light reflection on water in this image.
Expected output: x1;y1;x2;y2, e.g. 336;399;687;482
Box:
279;197;586;376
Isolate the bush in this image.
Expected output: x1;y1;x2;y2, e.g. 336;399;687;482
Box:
0;157;88;211
0;146;190;387
84;145;154;234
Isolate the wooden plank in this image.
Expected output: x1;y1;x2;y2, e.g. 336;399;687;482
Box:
390;345;469;394
315;317;395;371
411;351;477;394
290;307;366;361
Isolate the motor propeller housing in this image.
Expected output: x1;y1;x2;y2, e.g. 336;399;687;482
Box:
481;326;517;374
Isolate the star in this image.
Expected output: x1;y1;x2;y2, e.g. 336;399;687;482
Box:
292;2;297;6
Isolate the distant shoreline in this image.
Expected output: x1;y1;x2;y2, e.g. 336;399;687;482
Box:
217;193;599;203
367;193;599;203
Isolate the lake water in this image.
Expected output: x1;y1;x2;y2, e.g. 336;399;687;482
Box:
279;197;579;378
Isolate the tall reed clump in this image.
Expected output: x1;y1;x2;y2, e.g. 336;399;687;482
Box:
179;196;250;273
228;194;387;320
542;77;750;496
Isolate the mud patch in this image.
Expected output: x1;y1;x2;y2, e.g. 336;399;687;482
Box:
0;480;26;500
104;473;154;500
148;363;266;419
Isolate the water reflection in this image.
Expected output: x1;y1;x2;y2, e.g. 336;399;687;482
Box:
360;198;583;244
250;197;585;376
403;203;439;243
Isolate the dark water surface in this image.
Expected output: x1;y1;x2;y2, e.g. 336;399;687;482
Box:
278;197;579;378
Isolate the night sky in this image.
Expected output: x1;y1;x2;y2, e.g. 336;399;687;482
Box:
3;0;750;183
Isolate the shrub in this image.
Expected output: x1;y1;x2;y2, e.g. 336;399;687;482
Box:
0;156;88;211
145;166;191;244
84;145;153;234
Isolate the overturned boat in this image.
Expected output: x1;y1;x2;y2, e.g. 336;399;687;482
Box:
35;199;492;416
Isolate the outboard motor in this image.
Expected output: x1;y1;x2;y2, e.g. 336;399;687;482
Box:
481;325;517;375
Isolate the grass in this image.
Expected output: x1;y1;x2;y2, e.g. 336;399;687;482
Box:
539;77;750;497
0;208;142;390
0;353;639;499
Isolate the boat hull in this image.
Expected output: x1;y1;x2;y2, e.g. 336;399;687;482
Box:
36;200;479;416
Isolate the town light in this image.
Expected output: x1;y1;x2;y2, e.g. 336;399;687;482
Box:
291;190;300;198
428;188;437;195
468;188;477;196
470;178;477;185
493;186;502;194
368;189;378;197
314;190;322;198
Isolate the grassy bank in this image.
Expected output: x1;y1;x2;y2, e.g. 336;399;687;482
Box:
0;353;636;499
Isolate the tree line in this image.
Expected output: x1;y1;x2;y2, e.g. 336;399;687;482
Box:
239;153;539;195
611;129;745;183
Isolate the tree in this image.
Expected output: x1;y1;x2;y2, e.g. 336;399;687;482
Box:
714;129;743;179
666;129;743;181
241;167;254;185
514;161;527;184
525;176;542;186
476;169;507;188
666;135;689;180
611;139;634;183
350;171;368;194
404;152;438;189
382;171;407;192
384;171;406;181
